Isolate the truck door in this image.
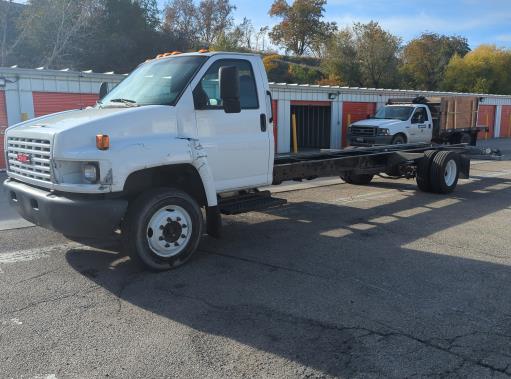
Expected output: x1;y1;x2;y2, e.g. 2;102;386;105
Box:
410;107;432;143
193;58;271;191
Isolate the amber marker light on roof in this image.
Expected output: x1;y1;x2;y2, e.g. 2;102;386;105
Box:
198;49;209;53
96;134;110;150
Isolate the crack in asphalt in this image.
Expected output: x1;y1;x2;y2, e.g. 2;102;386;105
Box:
160;286;511;377
0;285;102;317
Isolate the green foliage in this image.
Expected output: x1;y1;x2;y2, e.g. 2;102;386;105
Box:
323;22;401;88
443;45;511;94
400;33;470;90
268;0;337;56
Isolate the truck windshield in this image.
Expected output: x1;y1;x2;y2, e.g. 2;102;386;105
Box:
374;106;414;121
101;56;207;107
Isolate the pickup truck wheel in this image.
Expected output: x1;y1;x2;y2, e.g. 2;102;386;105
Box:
416;150;438;192
123;188;203;271
341;172;374;185
391;134;406;144
429;151;460;194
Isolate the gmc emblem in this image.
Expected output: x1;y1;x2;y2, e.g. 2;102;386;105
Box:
16;153;32;164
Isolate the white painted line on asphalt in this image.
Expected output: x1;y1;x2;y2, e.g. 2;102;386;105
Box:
0;242;80;265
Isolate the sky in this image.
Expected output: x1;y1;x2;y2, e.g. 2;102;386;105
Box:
157;0;511;49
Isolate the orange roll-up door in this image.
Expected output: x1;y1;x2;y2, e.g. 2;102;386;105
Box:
33;92;99;117
342;102;376;147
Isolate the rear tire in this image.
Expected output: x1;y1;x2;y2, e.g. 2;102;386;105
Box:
341;172;374;185
416;150;438;192
391;134;406;144
123;188;203;271
429;151;460;194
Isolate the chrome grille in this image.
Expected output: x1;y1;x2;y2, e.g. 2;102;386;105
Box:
350;126;377;137
7;137;52;182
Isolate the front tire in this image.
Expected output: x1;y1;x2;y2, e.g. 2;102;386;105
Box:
123;188;203;271
391;134;407;145
341;172;374;185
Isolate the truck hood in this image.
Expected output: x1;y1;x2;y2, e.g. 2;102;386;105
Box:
351;118;404;128
6;105;181;158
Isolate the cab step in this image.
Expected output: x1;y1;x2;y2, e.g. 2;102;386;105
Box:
218;191;287;215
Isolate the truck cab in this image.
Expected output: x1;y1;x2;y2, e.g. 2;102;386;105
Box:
349;103;433;145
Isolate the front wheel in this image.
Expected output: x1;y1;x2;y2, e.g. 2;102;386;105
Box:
123;188;203;271
341;172;374;185
391;134;406;145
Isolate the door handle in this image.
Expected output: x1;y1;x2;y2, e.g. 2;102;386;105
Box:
260;114;267;132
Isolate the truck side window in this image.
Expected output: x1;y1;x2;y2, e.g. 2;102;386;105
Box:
412;108;428;123
194;59;259;110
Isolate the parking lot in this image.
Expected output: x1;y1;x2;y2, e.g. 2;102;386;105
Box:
1;159;511;378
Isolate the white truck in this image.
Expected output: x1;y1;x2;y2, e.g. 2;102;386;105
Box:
3;52;471;271
348;96;481;146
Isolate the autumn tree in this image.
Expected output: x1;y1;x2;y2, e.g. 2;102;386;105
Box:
268;0;336;56
443;45;511;94
400;33;470;90
323;22;401;88
163;0;236;48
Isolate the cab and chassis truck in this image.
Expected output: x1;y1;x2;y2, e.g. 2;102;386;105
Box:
3;52;471;271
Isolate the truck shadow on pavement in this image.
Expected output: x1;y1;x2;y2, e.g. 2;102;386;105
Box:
66;176;511;377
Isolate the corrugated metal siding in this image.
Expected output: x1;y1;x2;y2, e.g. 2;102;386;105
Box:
0;90;8;169
33;92;99;117
342;102;376;147
500;106;511;138
478;105;496;139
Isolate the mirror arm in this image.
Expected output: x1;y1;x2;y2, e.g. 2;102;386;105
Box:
266;90;274;123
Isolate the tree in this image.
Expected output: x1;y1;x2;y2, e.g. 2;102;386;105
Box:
443;45;511;94
163;0;199;48
75;0;176;73
0;1;30;66
322;22;401;88
268;0;336;56
163;0;236;48
400;33;470;90
321;29;360;86
15;0;100;68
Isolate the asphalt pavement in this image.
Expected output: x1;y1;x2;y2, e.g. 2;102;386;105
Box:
1;160;511;378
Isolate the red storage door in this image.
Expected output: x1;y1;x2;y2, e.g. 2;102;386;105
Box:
33;92;99;117
500;106;511;138
342;102;376;147
477;105;496;139
272;100;278;151
0;90;8;170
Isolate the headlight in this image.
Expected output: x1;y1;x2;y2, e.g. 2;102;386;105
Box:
377;128;390;136
82;163;99;183
347;126;352;134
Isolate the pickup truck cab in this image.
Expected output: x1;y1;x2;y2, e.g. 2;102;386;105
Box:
349;104;433;145
3;52;470;271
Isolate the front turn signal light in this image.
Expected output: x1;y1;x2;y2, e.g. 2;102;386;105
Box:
96;134;110;150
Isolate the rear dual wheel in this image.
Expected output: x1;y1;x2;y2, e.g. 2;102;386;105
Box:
416;151;460;194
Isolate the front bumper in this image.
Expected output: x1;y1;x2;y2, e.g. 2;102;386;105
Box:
349;134;394;146
3;179;128;238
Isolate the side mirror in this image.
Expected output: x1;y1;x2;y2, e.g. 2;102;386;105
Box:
99;82;109;99
219;66;240;114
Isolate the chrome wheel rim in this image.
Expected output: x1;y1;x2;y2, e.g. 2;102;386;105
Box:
146;205;192;258
444;159;457;186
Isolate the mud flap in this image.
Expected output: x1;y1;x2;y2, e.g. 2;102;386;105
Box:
459;154;470;179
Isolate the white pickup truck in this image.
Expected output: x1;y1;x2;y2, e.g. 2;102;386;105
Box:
3;52;471;271
348;96;481;146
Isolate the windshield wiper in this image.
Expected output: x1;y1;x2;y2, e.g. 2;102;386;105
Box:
109;98;138;107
